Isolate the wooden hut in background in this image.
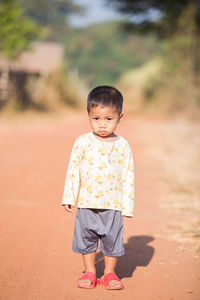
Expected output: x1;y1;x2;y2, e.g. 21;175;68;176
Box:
0;42;64;108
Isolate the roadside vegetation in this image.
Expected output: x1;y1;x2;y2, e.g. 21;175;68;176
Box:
64;21;160;87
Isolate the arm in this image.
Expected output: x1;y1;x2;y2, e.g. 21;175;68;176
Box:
121;143;135;218
61;137;82;212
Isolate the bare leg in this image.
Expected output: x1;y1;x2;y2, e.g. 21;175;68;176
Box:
83;251;96;273
104;255;117;274
77;251;96;287
104;255;122;288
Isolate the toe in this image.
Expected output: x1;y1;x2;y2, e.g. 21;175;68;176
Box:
108;279;123;289
77;279;91;287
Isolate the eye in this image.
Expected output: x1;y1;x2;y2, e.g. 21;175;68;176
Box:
107;118;112;121
93;117;99;120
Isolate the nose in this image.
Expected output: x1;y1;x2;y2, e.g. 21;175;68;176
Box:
99;120;106;128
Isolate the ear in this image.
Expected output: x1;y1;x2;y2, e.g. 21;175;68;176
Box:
119;113;123;121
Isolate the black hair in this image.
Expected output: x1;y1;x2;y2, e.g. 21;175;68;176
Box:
87;85;123;115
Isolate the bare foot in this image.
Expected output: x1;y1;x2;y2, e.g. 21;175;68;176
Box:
77;278;92;288
77;272;97;288
101;273;124;289
107;279;123;288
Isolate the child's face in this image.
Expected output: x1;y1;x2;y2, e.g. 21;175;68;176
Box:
88;105;122;138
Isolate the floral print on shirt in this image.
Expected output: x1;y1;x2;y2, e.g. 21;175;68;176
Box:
62;132;135;217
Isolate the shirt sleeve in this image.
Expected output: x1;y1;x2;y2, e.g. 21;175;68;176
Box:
121;143;135;217
61;137;82;206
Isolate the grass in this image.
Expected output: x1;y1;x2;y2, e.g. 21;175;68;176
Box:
136;114;200;253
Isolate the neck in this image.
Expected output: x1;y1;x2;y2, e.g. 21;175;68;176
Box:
93;132;117;140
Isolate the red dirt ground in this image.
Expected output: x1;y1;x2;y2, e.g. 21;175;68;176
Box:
0;111;199;300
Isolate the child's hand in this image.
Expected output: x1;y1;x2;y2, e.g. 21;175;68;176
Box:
64;204;74;213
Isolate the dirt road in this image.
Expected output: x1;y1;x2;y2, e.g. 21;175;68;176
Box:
0;112;199;300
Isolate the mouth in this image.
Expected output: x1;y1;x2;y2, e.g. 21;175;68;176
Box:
99;131;107;135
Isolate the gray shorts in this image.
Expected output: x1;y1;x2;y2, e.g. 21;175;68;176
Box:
72;208;125;257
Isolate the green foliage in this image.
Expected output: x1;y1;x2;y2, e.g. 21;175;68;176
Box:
104;0;200;38
104;1;200;111
18;0;83;41
156;4;200;106
64;21;160;87
0;0;40;59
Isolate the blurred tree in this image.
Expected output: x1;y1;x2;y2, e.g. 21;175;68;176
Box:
105;0;200;106
18;0;84;41
64;21;160;87
105;0;200;38
0;0;40;59
0;0;40;101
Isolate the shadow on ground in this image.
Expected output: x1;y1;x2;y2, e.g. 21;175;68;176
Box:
95;235;155;279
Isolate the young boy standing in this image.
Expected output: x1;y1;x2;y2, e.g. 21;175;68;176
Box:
62;86;134;289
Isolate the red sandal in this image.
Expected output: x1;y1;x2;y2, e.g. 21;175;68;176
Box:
76;272;99;289
100;273;124;290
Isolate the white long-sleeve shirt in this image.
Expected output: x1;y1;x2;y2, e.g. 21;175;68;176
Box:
62;131;135;217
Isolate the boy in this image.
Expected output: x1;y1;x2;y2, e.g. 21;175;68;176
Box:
62;85;134;289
